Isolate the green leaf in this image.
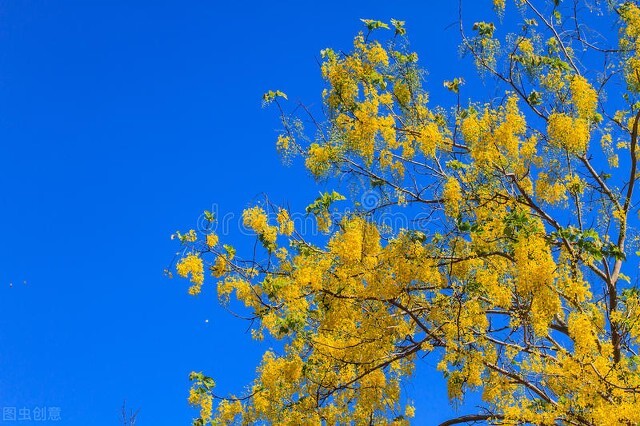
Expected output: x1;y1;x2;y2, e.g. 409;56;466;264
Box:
457;221;472;232
360;19;390;31
262;90;288;104
189;371;204;381
443;77;464;94
371;177;385;187
390;18;406;36
527;90;542;106
223;244;236;258
446;160;467;170
601;243;626;261
320;48;336;60
407;230;426;243
472;21;495;38
306;191;346;215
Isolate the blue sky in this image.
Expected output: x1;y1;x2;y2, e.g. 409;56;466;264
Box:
0;1;511;424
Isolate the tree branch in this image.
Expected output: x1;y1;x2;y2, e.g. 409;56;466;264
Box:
439;414;505;426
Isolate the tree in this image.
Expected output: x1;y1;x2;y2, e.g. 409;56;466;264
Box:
174;1;640;424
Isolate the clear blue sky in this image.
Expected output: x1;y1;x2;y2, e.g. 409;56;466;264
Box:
0;1;504;424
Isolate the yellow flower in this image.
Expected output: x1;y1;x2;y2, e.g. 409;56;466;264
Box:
205;233;218;248
518;37;534;55
442;177;462;217
419;123;444;158
565;174;585;195
547;113;590;153
176;254;204;294
188;388;213;422
276;134;290;151
276;208;294;236
243;206;277;251
568;312;596;358
536;172;567;204
405;404;416;418
365;42;389;66
393;81;411;105
305;143;333;177
211;254;228;278
570;75;598;119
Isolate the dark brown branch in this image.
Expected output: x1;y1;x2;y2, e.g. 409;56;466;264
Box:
439;414;504;426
